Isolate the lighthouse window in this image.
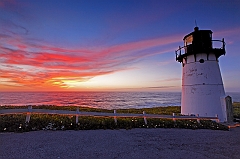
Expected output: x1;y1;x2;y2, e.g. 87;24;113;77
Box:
199;59;204;63
184;35;193;46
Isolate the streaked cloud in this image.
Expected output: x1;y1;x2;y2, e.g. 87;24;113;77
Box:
0;23;181;90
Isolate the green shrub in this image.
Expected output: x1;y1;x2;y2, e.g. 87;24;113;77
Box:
233;102;240;118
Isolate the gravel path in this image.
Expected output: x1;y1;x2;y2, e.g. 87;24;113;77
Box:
1;128;240;159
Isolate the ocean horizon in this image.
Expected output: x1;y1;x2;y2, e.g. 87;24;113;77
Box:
0;91;240;109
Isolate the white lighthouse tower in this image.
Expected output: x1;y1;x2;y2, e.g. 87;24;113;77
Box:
176;27;227;122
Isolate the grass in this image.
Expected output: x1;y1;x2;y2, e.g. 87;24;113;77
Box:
2;103;240;117
0;105;181;115
233;102;240;118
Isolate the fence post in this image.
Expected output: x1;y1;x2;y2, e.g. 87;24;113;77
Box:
114;110;117;125
172;113;176;122
197;114;200;123
143;111;147;125
76;107;79;124
215;114;219;123
25;105;32;123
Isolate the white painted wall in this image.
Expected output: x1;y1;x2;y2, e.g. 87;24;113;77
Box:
181;53;227;121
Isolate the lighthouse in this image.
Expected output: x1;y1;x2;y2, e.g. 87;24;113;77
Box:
176;27;227;122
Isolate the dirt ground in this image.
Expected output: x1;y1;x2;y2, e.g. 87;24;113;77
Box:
1;128;240;159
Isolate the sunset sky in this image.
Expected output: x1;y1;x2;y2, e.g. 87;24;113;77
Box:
0;0;240;92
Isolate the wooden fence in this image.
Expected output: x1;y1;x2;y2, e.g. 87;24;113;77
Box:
0;106;219;124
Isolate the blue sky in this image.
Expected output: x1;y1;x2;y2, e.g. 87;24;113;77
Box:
0;0;240;92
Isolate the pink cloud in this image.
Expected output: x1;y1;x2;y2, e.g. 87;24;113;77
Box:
0;28;182;89
0;0;15;8
214;27;240;39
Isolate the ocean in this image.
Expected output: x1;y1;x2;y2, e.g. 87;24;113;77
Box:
0;92;239;109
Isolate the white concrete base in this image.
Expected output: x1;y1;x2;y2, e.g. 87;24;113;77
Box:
181;53;226;122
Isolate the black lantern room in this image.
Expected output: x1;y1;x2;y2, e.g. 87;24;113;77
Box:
175;27;225;63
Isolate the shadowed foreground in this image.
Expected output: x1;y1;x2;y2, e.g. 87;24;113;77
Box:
1;128;240;159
